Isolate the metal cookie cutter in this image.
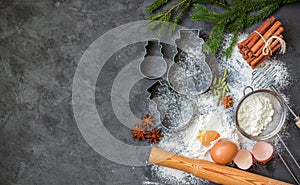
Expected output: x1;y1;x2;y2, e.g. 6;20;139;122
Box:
167;29;213;96
142;30;217;132
141;30;217;132
138;39;191;132
146;80;193;132
139;39;168;79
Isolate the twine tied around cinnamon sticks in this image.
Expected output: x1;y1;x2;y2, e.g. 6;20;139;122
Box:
238;16;286;69
254;30;286;56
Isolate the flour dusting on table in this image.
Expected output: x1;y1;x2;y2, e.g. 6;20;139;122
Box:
184;110;239;159
150;33;292;184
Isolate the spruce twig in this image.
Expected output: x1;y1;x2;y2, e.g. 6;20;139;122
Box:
147;0;193;36
147;0;169;13
147;0;300;58
192;0;231;9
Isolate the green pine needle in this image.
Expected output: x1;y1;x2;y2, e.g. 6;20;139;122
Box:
147;0;169;13
148;20;163;30
147;0;300;57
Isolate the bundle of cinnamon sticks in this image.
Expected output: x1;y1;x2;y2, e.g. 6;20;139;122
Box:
238;16;285;69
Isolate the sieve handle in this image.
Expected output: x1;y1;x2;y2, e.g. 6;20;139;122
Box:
276;134;300;184
242;86;254;96
270;85;300;128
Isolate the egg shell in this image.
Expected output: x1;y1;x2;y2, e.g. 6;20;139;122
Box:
210;140;238;165
252;141;274;163
234;150;253;170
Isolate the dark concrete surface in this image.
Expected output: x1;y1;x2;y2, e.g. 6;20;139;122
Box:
0;1;300;185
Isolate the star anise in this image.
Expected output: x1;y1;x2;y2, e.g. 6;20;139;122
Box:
145;128;163;144
131;124;148;140
134;123;145;131
141;114;155;128
222;95;234;109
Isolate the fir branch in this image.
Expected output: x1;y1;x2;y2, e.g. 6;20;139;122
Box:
147;0;300;57
148;12;165;20
175;1;191;24
148;20;163;30
191;4;221;23
162;0;188;19
245;2;282;27
148;0;193;36
191;0;299;57
223;16;244;57
168;0;191;35
192;0;231;9
229;0;246;6
207;23;226;53
147;0;170;13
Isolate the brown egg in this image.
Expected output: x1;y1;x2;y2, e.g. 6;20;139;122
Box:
210;140;238;165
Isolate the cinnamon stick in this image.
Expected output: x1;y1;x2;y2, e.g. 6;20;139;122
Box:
244;50;249;56
254;30;284;57
238;34;256;49
238;16;285;69
243;54;249;60
250;40;281;68
238;16;276;49
247;50;254;58
246;56;256;65
246;16;277;49
251;21;282;53
248;39;280;65
250;43;281;69
240;47;247;55
238;37;251;49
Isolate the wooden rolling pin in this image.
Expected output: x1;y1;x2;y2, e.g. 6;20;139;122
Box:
148;147;291;185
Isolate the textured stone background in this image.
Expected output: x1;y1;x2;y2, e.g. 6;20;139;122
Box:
0;0;300;185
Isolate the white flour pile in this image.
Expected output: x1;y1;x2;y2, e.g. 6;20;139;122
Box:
238;94;275;136
184;110;239;159
150;33;292;184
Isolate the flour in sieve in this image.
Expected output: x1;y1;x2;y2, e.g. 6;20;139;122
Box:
238;95;275;136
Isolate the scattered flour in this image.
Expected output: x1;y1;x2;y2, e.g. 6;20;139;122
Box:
184;110;240;159
238;95;275;136
150;33;292;184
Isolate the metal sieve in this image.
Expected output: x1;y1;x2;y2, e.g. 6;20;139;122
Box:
235;86;286;140
235;86;300;184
